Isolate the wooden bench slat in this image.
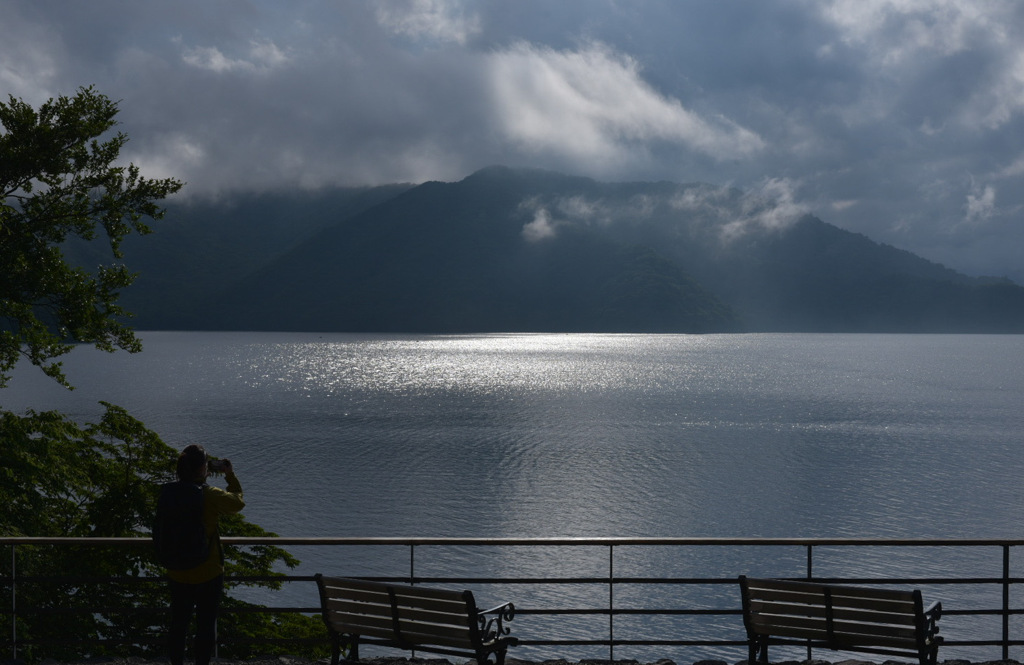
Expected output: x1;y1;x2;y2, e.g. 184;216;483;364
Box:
397;617;472;636
324;610;394;631
318;577;464;602
396;628;476;650
321;586;392;606
325;610;395;633
321;586;473;616
325;607;473;632
326;609;475;640
390;585;468;602
397;616;471;634
751;604;917;627
329;619;398;641
749;619;923;647
749;600;919;626
395;601;474;619
831;631;919;649
753;613;917;640
831;605;918;623
754;629;919;653
748;588;917;614
323;591;476;627
744;578;916;601
324;596;390;613
337;622;474;649
831;620;919;640
749;613;828;634
752;623;831;642
755;593;917;615
750;616;920;641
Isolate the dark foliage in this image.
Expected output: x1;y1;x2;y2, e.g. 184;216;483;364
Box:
1;88;327;662
0;87;183;387
0;404;328;662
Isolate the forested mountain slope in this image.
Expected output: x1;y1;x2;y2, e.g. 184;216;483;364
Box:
108;167;1024;333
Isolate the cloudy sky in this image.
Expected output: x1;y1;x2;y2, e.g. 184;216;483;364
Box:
4;1;1024;282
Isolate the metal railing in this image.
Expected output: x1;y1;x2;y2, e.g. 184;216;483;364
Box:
4;537;1024;663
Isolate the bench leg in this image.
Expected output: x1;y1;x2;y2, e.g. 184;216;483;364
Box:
329;634;341;665
347;637;359;662
477;647;506;665
750;637;768;664
329;633;358;664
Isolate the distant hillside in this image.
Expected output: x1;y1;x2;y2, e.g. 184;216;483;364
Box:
110;166;1024;333
194;169;739;333
115;184;413;329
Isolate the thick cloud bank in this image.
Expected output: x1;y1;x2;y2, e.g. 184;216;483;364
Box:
3;0;1023;281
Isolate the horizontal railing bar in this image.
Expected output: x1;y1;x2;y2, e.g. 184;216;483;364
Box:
0;608;167;615
6;536;1024;546
221;606;320;613
5;604;1021;616
515;608;741;615
9;637;1018;648
519;639;750;646
516;640;1024;647
613;641;749;647
4;605;1021;617
380;575;1024;584
208;638;327;646
10;572;1020;583
10;640;1021;652
0;606;322;615
3;638;168;646
287;573;1011;582
944;641;1024;647
8;574;1020;589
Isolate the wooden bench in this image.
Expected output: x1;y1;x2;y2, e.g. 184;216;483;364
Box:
739;576;942;665
315;575;518;665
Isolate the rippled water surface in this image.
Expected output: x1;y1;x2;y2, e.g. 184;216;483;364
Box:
6;332;1024;660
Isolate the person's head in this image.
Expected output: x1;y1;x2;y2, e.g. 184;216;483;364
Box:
176;444;208;482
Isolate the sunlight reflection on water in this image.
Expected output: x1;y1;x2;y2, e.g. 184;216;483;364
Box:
7;332;1024;542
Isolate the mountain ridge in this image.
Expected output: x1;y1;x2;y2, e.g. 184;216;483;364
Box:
113;166;1024;333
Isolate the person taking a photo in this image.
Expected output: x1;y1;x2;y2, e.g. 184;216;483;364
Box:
156;444;245;665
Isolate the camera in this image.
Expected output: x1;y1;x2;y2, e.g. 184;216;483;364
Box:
208;458;228;473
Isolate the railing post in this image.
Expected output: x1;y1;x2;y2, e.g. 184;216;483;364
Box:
10;544;15;661
1003;544;1011;661
409;544;415;585
806;544;813;661
608;544;614;662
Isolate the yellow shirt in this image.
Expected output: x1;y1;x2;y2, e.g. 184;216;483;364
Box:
168;472;245;584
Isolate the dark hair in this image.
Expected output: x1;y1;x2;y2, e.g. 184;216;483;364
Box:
176;444;208;481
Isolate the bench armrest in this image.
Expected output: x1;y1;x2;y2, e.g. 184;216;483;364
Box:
923;601;942;638
477;601;516;643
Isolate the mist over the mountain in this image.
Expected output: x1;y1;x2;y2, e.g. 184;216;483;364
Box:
113;167;1024;334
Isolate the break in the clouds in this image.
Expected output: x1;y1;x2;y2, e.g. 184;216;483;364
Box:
2;0;1024;282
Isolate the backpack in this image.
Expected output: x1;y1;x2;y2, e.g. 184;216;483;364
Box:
152;480;210;570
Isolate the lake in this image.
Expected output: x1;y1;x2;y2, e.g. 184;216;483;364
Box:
5;331;1024;661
